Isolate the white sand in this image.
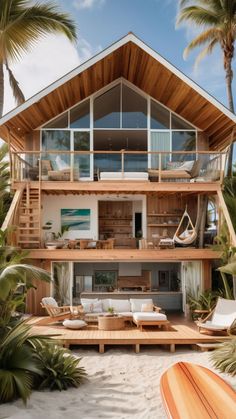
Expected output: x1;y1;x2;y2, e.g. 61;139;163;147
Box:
1;347;236;419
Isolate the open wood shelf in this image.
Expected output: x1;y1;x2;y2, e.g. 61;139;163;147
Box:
148;224;179;227
147;213;181;217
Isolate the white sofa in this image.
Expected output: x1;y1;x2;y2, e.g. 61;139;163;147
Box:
80;298;169;331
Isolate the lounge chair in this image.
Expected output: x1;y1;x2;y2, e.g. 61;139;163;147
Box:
197;297;236;334
39;297;72;325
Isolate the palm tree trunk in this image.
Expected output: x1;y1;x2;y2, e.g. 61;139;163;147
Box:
0;62;4;118
225;59;235;177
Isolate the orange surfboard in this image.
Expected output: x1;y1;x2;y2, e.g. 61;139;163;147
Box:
160;362;236;419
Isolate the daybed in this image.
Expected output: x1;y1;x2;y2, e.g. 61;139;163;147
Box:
148;159;201;181
99;172;149;181
80;297;169;331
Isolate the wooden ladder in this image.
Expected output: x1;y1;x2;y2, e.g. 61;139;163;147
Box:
17;183;41;248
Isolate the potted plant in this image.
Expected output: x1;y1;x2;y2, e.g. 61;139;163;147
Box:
106;307;115;317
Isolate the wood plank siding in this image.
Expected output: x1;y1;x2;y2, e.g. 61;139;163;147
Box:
0;37;235;150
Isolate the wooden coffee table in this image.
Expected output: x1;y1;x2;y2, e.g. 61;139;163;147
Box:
98;315;125;331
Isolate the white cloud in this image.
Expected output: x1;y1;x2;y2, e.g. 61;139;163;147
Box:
3;34;101;115
73;0;105;10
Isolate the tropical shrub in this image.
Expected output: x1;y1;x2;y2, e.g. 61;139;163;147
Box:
0;322;87;404
187;289;220;319
37;344;87;391
0;322;44;403
211;339;236;377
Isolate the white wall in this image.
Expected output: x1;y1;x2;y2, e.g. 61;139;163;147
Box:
42;194;146;240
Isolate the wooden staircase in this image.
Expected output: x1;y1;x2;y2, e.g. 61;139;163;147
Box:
17;184;41;248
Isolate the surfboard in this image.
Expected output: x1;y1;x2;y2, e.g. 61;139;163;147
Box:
160;361;236;419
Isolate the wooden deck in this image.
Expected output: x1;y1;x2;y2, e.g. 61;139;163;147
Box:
29;317;228;354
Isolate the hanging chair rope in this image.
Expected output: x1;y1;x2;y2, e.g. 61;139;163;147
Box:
173;208;197;245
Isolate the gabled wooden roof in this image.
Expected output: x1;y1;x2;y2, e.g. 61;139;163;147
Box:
0;33;235;150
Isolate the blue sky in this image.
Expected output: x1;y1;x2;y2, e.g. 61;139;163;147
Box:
3;0;235;115
57;0;235;109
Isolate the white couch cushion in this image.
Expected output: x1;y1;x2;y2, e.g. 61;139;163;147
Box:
80;298;98;305
109;299;131;312
82;302;94;313
63;319;87;329
42;297;58;307
101;299;110;311
141;303;154;312
100;172;148;180
130;299;154;313
118;311;133;318
133;312;167;321
92;300;103;313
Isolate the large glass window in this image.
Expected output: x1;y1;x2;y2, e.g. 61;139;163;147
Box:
172;131;196;161
42;130;70;173
171;114;194;130
70;100;90;128
151;100;170;129
74;132;90;178
44;113;68;129
122;84;147;128
94;84;120;128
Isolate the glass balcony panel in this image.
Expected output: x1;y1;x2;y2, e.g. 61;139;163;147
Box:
94;153;121;174
41;153;71;181
124;153;147;172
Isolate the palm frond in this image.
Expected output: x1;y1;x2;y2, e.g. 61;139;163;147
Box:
177;6;221;27
5;61;25;104
1;2;77;62
183;28;221;59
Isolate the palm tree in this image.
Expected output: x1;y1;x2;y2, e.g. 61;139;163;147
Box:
176;0;236;175
0;143;11;226
0;0;77;117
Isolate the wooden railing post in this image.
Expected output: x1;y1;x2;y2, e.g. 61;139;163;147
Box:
158;153;162;182
121;150;124;178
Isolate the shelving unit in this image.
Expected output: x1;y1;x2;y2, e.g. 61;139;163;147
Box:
99;201;133;243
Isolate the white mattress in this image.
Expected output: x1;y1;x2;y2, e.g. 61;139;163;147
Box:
100;172;148;180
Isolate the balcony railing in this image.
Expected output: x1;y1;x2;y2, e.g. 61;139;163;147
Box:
12;150;226;183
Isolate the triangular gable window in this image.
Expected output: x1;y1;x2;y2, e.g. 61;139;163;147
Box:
43;112;68;129
171;114;194;130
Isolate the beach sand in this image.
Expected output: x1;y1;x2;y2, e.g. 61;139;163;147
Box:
1;347;236;419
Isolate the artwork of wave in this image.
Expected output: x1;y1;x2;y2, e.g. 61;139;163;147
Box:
61;209;90;230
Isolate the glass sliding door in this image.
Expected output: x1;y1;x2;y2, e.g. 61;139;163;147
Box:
150;132;171;169
73;131;91;179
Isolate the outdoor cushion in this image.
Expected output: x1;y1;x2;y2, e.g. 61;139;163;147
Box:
101;299;110;311
108;299;131;312
63;319;87;329
82;302;94;313
141;303;154;312
81;298;98;305
211;298;236;327
118;311;133;318
133;312;167;321
55;155;70;170
130;298;153;313
42;297;58;307
92;300;103;313
199;322;228;331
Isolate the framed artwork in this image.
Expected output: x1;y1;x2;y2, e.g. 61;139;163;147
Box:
61;209;90;230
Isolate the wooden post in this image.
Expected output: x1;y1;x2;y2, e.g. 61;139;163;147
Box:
170;344;175;353
121;150;124;178
99;344;105;354
135;344;140;354
158;153;162;182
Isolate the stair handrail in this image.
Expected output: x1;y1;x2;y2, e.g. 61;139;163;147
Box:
1;184;26;235
217;190;236;247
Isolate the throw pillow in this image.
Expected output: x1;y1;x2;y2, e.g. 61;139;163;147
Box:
82;302;94;313
63;319;87;329
141;303;154;312
55;155;70;170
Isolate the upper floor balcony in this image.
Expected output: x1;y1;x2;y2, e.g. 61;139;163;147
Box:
12;149;225;187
